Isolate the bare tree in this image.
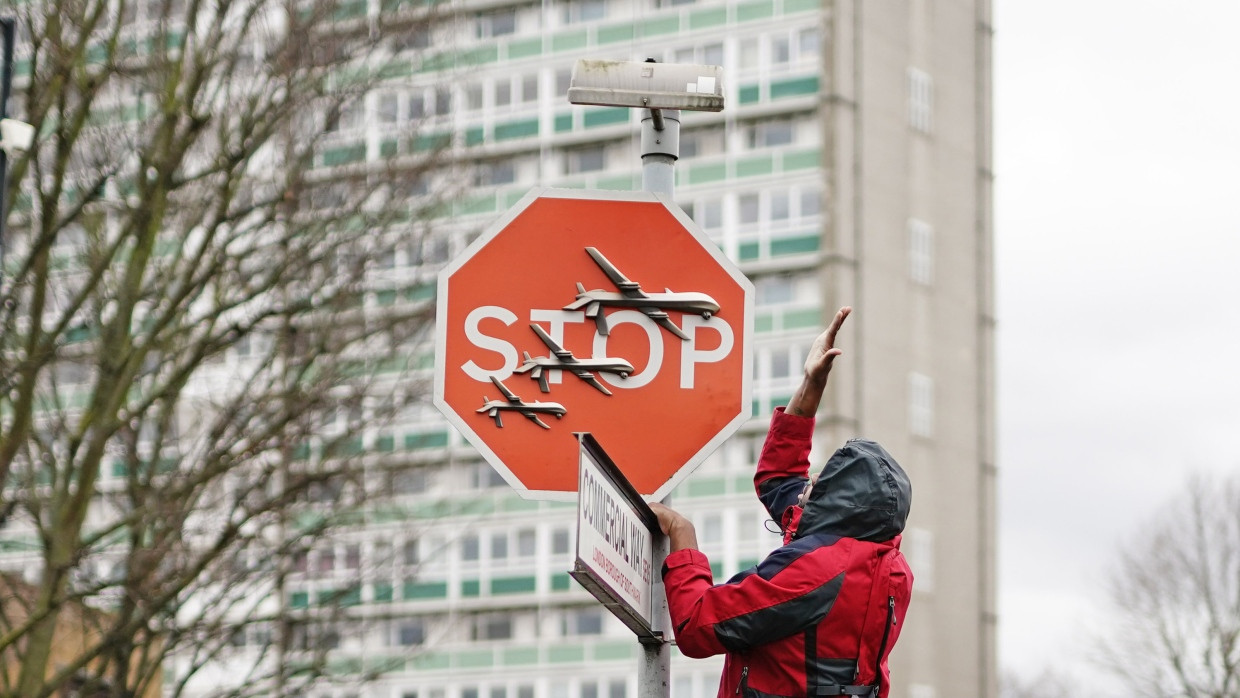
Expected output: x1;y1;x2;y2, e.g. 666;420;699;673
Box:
999;669;1078;698
1096;471;1240;698
0;0;460;695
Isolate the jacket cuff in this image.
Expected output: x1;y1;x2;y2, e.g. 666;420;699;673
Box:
771;406;815;438
661;548;711;577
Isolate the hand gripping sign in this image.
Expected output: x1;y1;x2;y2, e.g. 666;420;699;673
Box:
434;188;754;501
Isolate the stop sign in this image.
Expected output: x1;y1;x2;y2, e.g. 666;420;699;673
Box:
433;188;753;501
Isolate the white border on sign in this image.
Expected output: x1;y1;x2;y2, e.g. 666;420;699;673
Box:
433;187;755;501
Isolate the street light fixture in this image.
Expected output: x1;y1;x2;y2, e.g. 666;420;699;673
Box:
567;58;725;197
567;59;725;112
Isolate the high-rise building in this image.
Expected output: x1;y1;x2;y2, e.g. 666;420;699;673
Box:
345;1;994;698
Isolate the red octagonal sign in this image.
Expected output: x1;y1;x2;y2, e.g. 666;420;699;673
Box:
434;188;753;501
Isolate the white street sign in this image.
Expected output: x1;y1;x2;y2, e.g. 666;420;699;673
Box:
571;434;659;640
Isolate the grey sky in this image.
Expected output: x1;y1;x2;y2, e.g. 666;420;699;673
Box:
995;0;1240;688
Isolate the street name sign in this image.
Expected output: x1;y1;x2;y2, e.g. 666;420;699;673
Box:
571;434;659;641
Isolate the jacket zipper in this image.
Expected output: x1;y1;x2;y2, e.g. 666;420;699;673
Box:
735;666;749;695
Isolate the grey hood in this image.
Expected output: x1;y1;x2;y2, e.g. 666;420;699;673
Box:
795;438;912;542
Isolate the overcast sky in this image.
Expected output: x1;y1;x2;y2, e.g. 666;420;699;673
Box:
995;0;1240;690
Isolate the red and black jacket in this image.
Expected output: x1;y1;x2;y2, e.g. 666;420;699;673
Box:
662;408;914;697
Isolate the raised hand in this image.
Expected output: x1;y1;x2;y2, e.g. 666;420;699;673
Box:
786;306;851;417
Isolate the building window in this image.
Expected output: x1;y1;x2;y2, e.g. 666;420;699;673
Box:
403;540;419;566
377;93;399;123
389;467;428;495
566;146;606;174
564;0;606;23
798;28;821;60
521;74;539;103
461;535;480;562
475;160;517;187
800;189;821;218
744;119;795;149
907;67;934;134
679;126;724;158
398;620;425;646
466;84;484;111
408;93;425;120
608;680;626;698
552;528;571;555
432;88;451;117
473;614;514;641
908;372;935;437
770;35;791;65
516;528;536;557
755;275;795;306
491;532;509;561
770;190;790;221
906;527;935;593
700;514;722;545
476;9;517;38
475;463;507;489
738;193;760;225
908;218;934;285
563;608;603;636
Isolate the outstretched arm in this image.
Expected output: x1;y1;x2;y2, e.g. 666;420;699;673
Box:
785;306;851;417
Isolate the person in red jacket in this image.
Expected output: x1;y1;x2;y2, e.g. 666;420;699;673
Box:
650;307;913;698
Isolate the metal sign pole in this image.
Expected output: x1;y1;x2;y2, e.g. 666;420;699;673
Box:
639;96;678;698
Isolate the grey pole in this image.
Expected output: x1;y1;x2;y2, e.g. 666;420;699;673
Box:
640;108;680;197
638;104;679;698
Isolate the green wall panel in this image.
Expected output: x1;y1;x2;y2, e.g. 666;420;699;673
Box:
688;162;728;185
495;119;540;141
491;576;537;594
783;148;821;171
782;308;822;329
738;0;775;22
641;16;680;35
737;154;775;178
403;580;448;599
771;75;820;99
690;6;728;28
771;235;820;256
598;24;635;44
686;477;726;497
549;645;585;663
785;0;820;12
583;107;629;128
455;650;493;668
507;37;543;59
552;30;588;52
593;642;634;661
504;647;540;665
